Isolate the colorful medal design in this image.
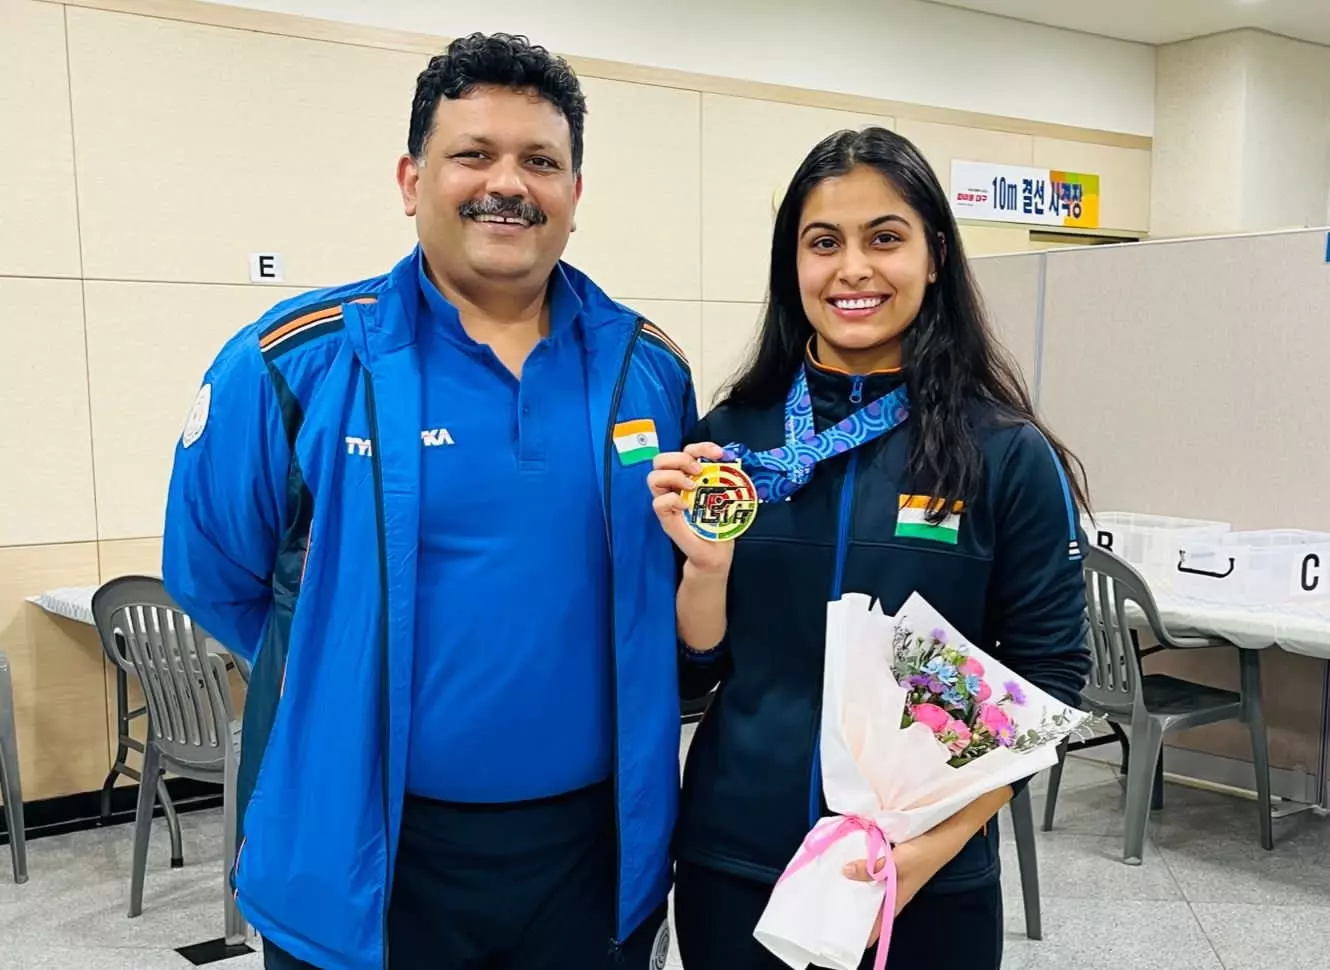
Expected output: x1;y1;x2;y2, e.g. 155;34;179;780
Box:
682;462;759;542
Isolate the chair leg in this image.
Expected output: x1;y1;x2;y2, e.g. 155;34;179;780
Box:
1009;788;1042;940
102;667;133;823
1109;721;1130;776
158;777;184;868
222;736;249;945
0;657;27;885
1123;719;1164;866
1240;650;1275;851
128;744;161;918
0;730;28;885
1041;741;1067;833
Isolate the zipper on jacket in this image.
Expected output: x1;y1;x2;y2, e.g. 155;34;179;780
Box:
810;375;864;826
364;373;393;970
599;317;646;949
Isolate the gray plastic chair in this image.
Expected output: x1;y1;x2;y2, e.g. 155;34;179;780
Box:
91;576;248;945
102;630;184;869
0;650;28;884
1042;545;1273;863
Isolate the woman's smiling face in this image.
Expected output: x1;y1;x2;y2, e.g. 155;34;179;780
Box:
795;164;935;373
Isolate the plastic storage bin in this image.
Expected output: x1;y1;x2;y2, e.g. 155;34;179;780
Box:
1174;529;1330;604
1081;511;1231;585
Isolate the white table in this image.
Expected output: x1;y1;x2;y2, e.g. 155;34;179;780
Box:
26;585;100;626
1125;581;1330;812
1150;587;1330;660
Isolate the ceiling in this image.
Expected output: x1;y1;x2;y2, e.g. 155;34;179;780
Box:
924;0;1330;47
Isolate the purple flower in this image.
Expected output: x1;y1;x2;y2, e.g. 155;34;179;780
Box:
930;628;947;644
1004;680;1027;705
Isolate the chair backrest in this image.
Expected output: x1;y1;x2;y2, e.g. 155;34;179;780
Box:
91;576;234;772
1081;545;1163;716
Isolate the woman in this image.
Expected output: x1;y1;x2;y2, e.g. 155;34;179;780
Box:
648;127;1091;970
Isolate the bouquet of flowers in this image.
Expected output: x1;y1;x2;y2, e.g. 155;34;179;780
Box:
753;592;1090;970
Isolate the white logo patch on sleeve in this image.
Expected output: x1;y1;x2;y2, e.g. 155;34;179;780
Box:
181;383;212;449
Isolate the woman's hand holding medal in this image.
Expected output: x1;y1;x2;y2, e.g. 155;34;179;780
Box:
647;442;738;574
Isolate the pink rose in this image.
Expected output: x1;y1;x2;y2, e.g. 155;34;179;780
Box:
976;680;993;703
960;657;985;678
940;718;972;755
910;703;952;734
978;703;1015;744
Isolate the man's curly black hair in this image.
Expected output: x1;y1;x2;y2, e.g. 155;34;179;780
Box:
408;32;588;172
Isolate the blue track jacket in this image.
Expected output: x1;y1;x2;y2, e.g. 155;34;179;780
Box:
161;248;696;970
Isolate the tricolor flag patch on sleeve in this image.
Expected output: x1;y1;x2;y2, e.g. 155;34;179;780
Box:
613;419;659;466
896;495;964;544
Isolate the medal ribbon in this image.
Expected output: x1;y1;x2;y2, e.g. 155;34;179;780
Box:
723;367;910;503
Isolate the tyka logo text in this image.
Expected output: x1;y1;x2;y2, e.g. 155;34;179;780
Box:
344;429;455;457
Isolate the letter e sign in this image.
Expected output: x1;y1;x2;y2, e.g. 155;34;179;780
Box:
249;253;285;283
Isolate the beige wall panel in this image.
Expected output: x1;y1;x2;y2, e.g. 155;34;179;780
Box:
701;95;896;304
699;302;764;413
98;536;164;580
84;281;309;540
895;120;1034;195
1032;138;1151;233
0;278;97;546
958;224;1031;257
1;542;108;801
563;79;701;301
968;254;1039;385
1040;229;1330;530
0;0;82;278
620;300;703;413
66;7;420;286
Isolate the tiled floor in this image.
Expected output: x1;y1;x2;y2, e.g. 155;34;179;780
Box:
4;752;1330;969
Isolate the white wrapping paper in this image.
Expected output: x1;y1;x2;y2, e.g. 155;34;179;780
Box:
754;593;1090;969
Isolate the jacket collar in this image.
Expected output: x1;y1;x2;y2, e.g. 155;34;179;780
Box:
342;245;635;365
803;339;906;432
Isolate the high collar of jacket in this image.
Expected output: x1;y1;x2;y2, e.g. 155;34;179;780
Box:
342;244;639;362
803;340;906;432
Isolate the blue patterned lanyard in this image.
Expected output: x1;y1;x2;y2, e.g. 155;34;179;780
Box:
724;367;910;503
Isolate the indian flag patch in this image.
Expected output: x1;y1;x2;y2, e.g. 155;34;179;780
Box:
613;419;659;466
896;495;964;544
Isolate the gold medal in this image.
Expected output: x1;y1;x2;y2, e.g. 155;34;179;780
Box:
681;462;759;542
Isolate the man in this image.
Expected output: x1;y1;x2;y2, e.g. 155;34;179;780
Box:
162;32;693;970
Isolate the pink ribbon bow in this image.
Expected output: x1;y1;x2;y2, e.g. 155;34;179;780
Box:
776;814;897;970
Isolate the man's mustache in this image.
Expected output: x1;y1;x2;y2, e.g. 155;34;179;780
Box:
458;194;547;226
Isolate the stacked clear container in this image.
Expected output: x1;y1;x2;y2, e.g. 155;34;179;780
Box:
1174;529;1330;604
1080;511;1231;589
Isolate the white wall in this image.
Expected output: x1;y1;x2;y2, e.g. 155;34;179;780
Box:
1150;33;1248;237
1152;29;1330;237
1241;32;1330;231
207;0;1157;135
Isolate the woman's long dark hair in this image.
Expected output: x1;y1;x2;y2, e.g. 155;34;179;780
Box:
720;126;1089;522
